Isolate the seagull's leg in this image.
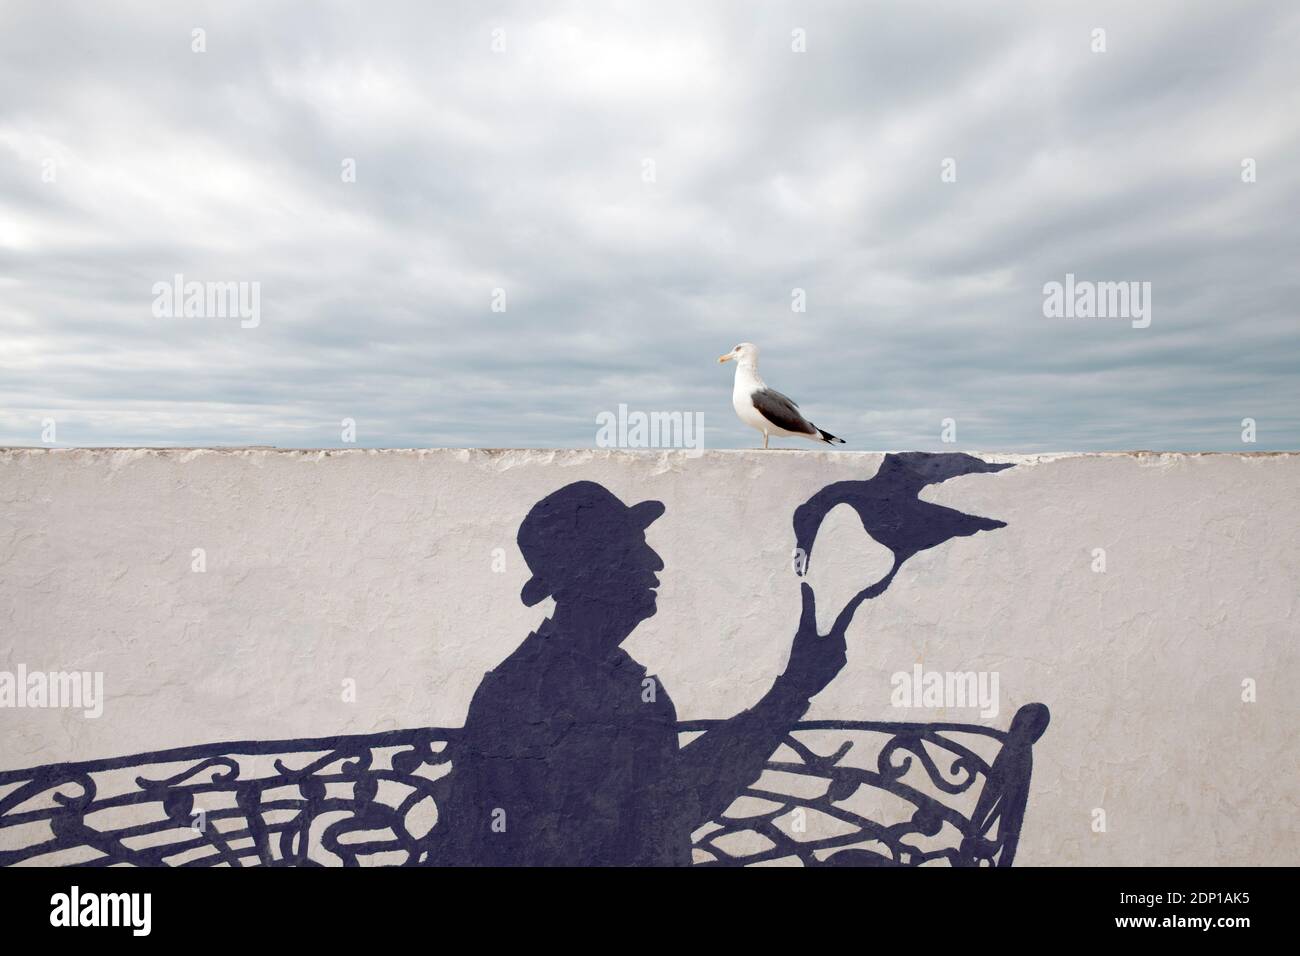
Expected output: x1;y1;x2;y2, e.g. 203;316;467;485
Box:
763;432;769;450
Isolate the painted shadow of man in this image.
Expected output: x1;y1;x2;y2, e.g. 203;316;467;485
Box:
432;481;861;866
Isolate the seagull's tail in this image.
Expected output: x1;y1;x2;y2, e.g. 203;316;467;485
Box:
817;428;846;445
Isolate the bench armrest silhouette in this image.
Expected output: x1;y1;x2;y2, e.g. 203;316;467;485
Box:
0;703;1048;867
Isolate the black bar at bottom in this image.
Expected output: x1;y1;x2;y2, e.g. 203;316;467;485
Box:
0;865;1279;941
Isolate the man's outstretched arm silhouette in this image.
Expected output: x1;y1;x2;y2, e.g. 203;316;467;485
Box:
675;581;868;826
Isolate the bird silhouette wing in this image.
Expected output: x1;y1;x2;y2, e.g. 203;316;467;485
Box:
792;453;1014;574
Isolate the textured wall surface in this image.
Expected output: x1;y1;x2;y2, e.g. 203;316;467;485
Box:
1;448;1296;865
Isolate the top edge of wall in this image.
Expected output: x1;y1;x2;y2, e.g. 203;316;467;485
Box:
1;447;1296;462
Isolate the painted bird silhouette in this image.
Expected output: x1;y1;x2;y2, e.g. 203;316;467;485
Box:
792;452;1013;613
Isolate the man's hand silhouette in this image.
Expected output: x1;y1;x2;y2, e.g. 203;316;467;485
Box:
678;579;881;829
782;582;861;698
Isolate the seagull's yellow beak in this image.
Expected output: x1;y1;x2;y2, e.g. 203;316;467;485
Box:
718;352;734;364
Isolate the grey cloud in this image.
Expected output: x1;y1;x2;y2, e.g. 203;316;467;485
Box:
0;0;1297;451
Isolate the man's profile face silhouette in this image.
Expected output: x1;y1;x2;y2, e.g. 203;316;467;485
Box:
518;482;665;646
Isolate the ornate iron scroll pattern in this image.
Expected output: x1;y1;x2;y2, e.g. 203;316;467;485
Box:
0;704;1047;867
685;702;1050;866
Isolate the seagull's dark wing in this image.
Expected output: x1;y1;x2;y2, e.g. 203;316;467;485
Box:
751;388;816;435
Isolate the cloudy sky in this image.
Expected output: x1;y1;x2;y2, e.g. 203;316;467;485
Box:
2;0;1297;450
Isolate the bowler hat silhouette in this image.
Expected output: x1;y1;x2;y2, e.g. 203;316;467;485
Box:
518;481;665;606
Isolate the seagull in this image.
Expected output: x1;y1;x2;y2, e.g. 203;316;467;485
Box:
718;342;845;449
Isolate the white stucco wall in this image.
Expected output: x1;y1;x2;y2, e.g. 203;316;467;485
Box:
1;448;1296;865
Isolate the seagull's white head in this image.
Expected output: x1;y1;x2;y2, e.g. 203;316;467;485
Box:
717;342;759;368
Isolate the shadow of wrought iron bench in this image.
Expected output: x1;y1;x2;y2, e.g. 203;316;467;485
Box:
0;702;1048;867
